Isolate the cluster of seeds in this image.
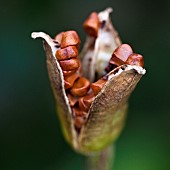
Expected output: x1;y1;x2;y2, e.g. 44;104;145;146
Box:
83;11;144;71
54;30;107;130
54;11;144;131
105;44;144;73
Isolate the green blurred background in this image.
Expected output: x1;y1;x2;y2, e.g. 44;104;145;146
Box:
0;0;170;169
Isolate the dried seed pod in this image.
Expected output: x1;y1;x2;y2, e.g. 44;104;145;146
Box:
78;66;145;152
70;77;90;97
109;44;133;67
32;32;146;154
59;58;80;71
64;73;79;89
125;53;144;67
78;93;95;112
31;7;146;155
81;8;122;82
91;79;107;96
61;31;80;48
83;12;100;37
56;46;78;60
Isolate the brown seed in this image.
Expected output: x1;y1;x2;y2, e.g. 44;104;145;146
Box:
67;93;77;106
79;93;95;112
54;32;64;43
70;77;90;97
63;70;77;77
61;31;80;48
110;44;133;67
83;12;100;37
59;58;79;71
72;106;87;117
125;53;144;67
64;73;79;89
56;46;78;60
91;79;107;96
74;116;86;129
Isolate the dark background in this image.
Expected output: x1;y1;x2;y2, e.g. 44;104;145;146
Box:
0;0;170;169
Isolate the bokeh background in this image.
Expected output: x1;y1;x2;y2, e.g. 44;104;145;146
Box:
0;0;170;169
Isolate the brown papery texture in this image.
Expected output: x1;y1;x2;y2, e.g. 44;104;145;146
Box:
78;68;143;153
43;41;78;149
31;7;146;154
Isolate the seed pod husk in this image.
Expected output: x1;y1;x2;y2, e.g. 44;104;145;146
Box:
81;8;122;82
31;7;146;155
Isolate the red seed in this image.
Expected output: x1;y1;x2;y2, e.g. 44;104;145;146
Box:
83;12;100;37
59;58;79;71
63;70;77;77
91;79;107;96
74;116;86;129
56;46;78;60
67;93;77;106
61;31;80;48
78;93;95;112
64;73;79;89
125;53;144;67
110;44;133;66
70;77;90;97
72;106;87;117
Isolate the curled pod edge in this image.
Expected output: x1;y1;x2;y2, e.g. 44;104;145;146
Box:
31;7;146;155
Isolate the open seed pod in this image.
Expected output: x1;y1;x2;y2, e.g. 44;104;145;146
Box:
31;7;146;155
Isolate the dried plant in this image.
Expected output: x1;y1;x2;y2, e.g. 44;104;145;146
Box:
31;7;146;170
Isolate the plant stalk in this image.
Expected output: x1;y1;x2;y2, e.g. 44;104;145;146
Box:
87;145;115;170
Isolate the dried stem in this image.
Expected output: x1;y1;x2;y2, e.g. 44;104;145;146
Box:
87;145;115;170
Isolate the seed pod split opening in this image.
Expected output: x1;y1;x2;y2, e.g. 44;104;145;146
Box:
31;7;146;154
